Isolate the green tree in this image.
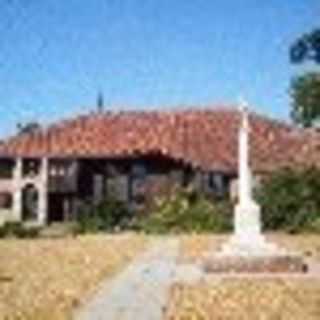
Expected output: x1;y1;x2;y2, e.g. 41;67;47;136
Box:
290;29;320;64
290;29;320;127
17;122;41;135
290;73;320;127
257;167;320;232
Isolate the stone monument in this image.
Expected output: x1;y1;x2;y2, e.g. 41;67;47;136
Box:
204;100;307;273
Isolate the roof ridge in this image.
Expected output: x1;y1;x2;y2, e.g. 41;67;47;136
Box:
1;106;296;143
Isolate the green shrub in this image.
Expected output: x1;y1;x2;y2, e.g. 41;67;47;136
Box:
0;222;40;239
0;225;6;238
305;217;320;233
1;222;23;237
39;222;79;238
15;226;40;238
257;167;320;232
76;214;102;234
75;202;103;234
76;197;132;234
96;198;132;231
134;188;232;234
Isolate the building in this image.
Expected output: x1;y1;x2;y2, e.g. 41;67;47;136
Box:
0;108;319;226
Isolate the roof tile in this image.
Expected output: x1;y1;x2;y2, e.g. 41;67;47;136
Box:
0;108;319;173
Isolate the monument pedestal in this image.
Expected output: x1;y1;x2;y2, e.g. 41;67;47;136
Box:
204;203;307;273
220;202;281;256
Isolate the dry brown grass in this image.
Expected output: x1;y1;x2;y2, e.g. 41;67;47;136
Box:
179;234;228;263
0;233;147;320
167;234;320;320
179;233;320;263
165;278;320;320
267;234;320;261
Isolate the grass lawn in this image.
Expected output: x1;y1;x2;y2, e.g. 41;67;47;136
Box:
166;234;320;320
178;234;228;264
0;233;147;320
2;233;320;320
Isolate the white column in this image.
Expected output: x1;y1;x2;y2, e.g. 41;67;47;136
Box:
238;106;252;206
12;158;23;221
234;100;262;239
219;99;280;255
38;158;48;225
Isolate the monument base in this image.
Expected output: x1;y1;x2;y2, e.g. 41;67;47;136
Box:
219;233;282;256
203;234;307;273
203;254;307;273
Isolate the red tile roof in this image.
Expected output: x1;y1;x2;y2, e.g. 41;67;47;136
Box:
0;108;319;173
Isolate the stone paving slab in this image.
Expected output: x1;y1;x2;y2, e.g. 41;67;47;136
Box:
75;238;182;320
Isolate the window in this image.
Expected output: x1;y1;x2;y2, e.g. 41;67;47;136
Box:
0;192;12;209
93;174;104;204
0;160;14;179
130;161;147;204
22;184;38;221
106;163;119;178
49;160;69;177
182;168;194;187
23;159;40;177
209;173;225;196
132;163;146;179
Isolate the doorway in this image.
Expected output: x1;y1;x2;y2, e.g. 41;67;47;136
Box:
22;184;39;221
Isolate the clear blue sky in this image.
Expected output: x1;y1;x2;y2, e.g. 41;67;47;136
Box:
0;0;318;138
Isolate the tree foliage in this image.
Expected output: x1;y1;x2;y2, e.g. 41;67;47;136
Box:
257;167;320;233
135;188;232;234
290;72;320;127
289;29;320;127
76;197;132;233
290;29;320;64
17;122;41;135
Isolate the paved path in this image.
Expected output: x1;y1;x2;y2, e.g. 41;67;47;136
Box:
75;237;201;320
